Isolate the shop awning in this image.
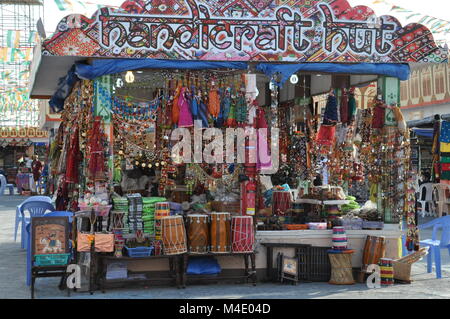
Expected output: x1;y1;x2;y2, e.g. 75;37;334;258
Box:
75;59;249;80
256;63;411;86
411;128;434;138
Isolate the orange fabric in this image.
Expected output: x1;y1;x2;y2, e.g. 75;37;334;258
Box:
77;232;94;252
94;233;114;252
172;84;181;124
208;89;220;118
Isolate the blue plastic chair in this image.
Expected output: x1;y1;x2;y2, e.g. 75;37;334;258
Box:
0;174;14;195
25;212;73;286
20;201;55;251
16;196;52;247
418;215;450;279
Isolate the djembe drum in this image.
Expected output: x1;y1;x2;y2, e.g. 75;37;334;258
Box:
379;258;394;286
187;214;210;253
155;202;170;240
272;191;292;216
210;212;231;253
161;215;187;255
231;216;255;253
362;235;386;272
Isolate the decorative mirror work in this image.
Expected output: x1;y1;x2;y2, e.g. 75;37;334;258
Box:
42;0;447;63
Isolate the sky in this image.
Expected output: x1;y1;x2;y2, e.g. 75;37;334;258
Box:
42;0;450;44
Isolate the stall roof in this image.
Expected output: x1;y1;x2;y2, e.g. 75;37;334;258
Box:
407;114;450;128
29;0;448;98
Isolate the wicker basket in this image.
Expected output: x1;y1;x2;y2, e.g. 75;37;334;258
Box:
392;247;429;282
392;261;412;282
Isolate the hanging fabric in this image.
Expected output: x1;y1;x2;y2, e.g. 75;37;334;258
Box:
172;82;181;125
235;95;247;124
87;117;106;181
65;127;80;184
323;93;338;125
178;87;193;128
208;87;220;119
348;88;357;123
255;106;271;171
340;89;349;125
316;125;336;146
198;98;209;128
372;99;386;129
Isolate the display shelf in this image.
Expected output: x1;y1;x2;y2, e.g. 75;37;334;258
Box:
96;254;183;292
181;252;256;287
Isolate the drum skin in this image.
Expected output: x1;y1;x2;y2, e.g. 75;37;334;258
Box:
187;215;209;253
231;216;254;253
210;212;231;253
161;216;187;255
362;235;386;271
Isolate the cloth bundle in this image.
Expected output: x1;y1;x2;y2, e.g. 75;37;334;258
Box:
112;197;129;233
142;197;167;235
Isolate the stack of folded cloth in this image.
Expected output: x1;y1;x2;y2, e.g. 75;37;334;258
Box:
112;197;129;233
169;202;183;215
142;197;167;236
127;194;143;233
440;121;450;180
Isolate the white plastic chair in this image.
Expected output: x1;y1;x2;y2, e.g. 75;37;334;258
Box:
433;183;450;218
418;183;435;217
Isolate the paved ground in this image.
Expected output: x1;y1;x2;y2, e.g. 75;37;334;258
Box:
1;195;449;299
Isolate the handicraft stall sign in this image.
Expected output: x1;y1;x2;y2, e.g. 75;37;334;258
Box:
43;0;447;63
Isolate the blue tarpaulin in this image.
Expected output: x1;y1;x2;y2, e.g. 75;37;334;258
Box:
49;65;80;113
75;59;249;80
256;63;411;86
412;128;434;138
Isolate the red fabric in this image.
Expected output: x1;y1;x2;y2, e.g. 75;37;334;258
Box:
442;163;450;171
87;117;106;181
65;127;80;183
317;125;336;145
32;160;42;181
372;101;386;129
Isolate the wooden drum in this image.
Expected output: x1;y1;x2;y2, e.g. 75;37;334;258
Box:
161;216;187;255
362;235;386;272
187;214;210;254
210;212;231;253
231;216;255;253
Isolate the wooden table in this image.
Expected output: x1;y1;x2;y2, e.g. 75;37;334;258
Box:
181;252;256;288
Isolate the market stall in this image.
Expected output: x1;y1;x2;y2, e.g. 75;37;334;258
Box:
29;0;447;290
